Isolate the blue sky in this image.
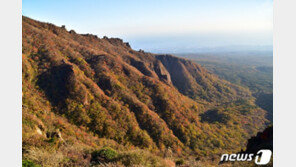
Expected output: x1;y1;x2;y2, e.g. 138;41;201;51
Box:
23;0;273;53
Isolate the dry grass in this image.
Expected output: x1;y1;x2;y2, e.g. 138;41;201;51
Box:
24;147;64;167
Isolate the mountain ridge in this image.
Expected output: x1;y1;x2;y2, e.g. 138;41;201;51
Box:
22;16;269;166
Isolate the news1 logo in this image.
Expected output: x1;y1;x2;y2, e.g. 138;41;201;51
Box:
220;149;272;165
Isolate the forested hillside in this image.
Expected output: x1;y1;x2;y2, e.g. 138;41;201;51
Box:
22;16;269;166
177;53;273;122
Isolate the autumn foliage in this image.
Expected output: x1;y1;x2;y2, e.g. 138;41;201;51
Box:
22;16;269;166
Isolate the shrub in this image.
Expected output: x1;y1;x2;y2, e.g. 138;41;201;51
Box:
22;160;40;167
175;158;185;166
119;151;145;166
91;147;118;164
117;150;168;167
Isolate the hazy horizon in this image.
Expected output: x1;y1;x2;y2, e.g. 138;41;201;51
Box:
23;0;273;53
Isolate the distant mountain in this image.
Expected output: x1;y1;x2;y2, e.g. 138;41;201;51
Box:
22;16;269;166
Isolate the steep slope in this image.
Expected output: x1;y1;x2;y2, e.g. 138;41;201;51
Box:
22;16;268;166
155;55;250;103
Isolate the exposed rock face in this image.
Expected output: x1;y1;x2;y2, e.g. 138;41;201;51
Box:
69;30;76;34
156;55;198;97
128;57;156;77
155;55;250;102
124;42;131;48
35;126;43;136
153;60;172;84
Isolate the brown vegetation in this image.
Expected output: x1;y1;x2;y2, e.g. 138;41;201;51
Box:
22;16;269;166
